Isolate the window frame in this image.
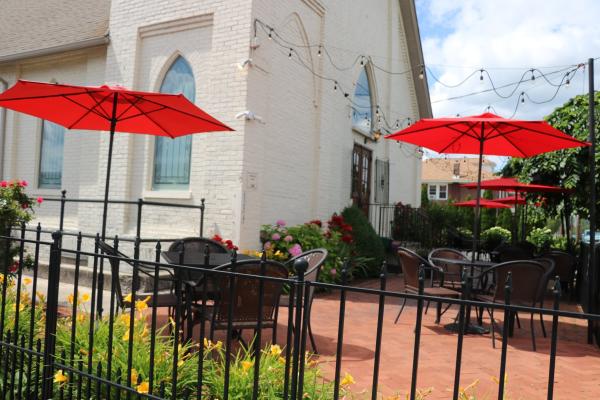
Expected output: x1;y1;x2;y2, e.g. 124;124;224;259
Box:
351;64;378;138
38;119;65;189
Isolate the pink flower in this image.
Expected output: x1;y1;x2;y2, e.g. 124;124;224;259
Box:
0;181;6;188
37;197;44;204
284;235;293;242
21;203;29;209
330;269;337;276
264;241;272;250
271;233;281;241
276;219;286;227
20;180;28;187
289;243;303;257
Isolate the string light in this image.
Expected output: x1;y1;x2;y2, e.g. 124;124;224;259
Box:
317;46;322;57
418;67;424;80
360;56;365;67
479;69;484;81
530;69;536;81
520;92;525;103
288;48;293;58
268;28;273;40
333;81;338;91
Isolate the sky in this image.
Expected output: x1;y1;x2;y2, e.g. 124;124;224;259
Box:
414;0;600;168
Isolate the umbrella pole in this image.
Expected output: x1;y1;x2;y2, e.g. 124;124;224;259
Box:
97;93;118;318
472;135;484;261
513;191;518;244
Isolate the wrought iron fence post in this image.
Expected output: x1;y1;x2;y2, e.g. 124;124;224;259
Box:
199;198;205;237
409;267;425;400
371;262;387;400
41;231;62;400
332;265;348;400
59;190;66;232
136;199;143;239
498;272;512;400
547;278;561;400
290;258;308;400
453;272;469;400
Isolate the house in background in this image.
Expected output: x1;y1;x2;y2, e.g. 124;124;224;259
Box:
421;157;496;203
0;0;430;249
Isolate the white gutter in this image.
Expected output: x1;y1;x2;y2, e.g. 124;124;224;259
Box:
0;35;109;65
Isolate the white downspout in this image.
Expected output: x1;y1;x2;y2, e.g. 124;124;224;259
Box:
0;77;7;180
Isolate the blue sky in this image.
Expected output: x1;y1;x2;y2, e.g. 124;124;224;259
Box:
414;0;600;169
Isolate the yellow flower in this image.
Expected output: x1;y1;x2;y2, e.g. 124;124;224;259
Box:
67;294;75;305
341;372;355;386
54;370;68;384
214;341;223;351
0;274;3;284
136;382;149;394
81;293;91;303
123;293;133;303
203;338;211;348
122;330;130;342
79;349;88;356
278;356;286;365
12;303;25;312
270;344;282;357
77;314;86;323
130;369;138;385
177;360;184;368
241;360;254;372
135;300;148;313
36;291;45;302
141;326;149;338
23;277;32;285
119;314;131;326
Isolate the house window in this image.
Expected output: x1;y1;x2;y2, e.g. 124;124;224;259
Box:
351;67;374;134
438;184;448;200
153;56;195;190
428;184;448;200
374;159;389;204
39;120;65;188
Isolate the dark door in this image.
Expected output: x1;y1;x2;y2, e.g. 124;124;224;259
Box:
351;144;372;215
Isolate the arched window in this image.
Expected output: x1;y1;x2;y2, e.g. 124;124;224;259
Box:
351;67;374;134
153;56;195;189
39;120;65;188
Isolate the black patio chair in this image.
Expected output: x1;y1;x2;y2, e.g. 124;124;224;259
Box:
284;249;328;353
168;237;229;254
539;250;577;296
97;239;179;313
474;260;546;351
395;247;461;324
204;259;289;346
492;243;534;263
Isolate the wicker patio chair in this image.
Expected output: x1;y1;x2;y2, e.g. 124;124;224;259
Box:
395;247;461;324
474;260;546;351
539;250;577;295
428;248;466;289
284;249;328;353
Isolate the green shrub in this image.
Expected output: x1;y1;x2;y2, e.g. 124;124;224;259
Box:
341;206;384;277
527;227;553;251
481;226;512;252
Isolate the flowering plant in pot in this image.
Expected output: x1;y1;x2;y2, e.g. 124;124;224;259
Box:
0;180;42;274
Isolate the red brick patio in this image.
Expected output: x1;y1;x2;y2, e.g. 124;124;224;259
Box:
285;275;600;399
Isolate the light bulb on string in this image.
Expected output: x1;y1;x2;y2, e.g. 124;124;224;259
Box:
333;81;338;91
480;69;484;81
317;46;322;57
566;78;570;87
360;57;364;67
268;28;273;40
530;69;535;81
394;120;399;129
288;48;293;58
521;92;525;103
418;67;424;80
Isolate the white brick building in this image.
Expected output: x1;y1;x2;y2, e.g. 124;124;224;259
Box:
0;0;430;249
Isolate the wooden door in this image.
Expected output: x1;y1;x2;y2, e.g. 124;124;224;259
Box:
351;144;372;216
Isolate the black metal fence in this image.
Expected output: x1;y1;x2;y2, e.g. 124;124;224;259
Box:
1;225;600;399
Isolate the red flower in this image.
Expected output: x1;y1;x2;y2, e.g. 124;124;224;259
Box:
224;239;236;250
341;224;353;232
9;262;18;273
21;203;29;209
309;219;322;227
20;180;28;187
341;234;353;243
331;215;343;225
212;234;223;243
0;181;6;188
37;197;44;204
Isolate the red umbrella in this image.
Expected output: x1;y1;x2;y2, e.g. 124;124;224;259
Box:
0;80;233;238
461;177;569;194
385;112;589;255
454;199;511;209
493;195;527;206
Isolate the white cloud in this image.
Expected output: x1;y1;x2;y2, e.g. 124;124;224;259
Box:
418;0;600;120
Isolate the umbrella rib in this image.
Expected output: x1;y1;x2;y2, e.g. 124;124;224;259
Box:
502;121;587;144
0;89;104;102
131;95;231;131
484;124;521;140
66;90;115;128
438;123;480;153
115;105;168;123
115;93;144;121
501;134;528;157
389;120;468;137
62;94;112;122
125;98;174;138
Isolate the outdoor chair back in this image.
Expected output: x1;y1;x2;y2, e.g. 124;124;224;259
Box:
493;243;534;263
168;237;229;254
483;260;546;305
398;247;443;291
97;239;176;309
540;250;576;289
428;248;466;287
533;257;556;303
210;260;289;339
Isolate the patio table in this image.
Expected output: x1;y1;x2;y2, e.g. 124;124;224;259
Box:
430;257;496;334
161;251;255;269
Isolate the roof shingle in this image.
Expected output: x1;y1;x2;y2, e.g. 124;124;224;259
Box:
422;157;496;183
0;0;110;60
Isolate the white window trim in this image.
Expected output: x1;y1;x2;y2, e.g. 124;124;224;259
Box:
428;183;449;200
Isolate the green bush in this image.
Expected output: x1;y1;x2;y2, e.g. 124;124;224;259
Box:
341;206;385;277
481;226;512;252
527;227;553;251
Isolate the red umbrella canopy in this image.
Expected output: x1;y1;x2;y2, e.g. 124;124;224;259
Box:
384;112;588;157
453;199;511;209
460;177;568;193
0;80;233;136
493;195;527;206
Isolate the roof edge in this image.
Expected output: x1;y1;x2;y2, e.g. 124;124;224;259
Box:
0;35;110;65
398;0;432;119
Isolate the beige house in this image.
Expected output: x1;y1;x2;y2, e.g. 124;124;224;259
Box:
421;157;496;203
0;0;431;250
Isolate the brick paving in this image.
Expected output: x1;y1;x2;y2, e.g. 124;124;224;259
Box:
292;275;600;399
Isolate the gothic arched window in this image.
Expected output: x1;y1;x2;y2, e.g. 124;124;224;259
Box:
351;67;374;134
